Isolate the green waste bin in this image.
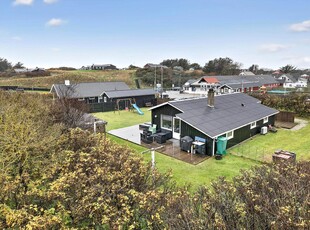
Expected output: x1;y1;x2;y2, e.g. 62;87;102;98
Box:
216;136;227;154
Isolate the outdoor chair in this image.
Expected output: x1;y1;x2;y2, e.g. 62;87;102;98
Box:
148;124;157;134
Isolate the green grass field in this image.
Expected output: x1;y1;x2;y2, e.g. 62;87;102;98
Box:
95;109;310;189
93;108;151;131
229;120;310;162
0;70;136;88
95;109;259;190
108;135;258;190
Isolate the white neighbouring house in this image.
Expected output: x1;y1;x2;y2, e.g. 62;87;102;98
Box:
279;74;308;88
239;71;255;76
183;75;279;95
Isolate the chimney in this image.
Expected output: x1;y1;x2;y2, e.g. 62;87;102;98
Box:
207;88;215;108
65;80;70;86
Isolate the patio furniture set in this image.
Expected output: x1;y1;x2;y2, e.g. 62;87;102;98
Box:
140;124;172;144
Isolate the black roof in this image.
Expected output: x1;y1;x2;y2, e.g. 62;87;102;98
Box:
280;74;298;83
51;82;130;98
226;82;263;89
153;93;278;138
215;75;277;86
103;89;156;98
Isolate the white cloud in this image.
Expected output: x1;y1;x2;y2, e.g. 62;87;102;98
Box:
12;36;22;41
289;20;310;32
46;18;66;27
297;56;310;64
259;43;289;52
281;56;310;68
43;0;58;4
13;0;34;6
302;57;310;63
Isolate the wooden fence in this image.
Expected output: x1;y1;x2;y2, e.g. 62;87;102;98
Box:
275;111;295;123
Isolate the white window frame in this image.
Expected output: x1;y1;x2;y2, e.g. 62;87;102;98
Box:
161;115;173;131
263;117;268;124
250;121;257;129
226;130;234;140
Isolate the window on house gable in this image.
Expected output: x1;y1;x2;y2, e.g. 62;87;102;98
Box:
161;115;173;130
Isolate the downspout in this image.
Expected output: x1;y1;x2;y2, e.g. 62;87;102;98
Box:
212;138;216;156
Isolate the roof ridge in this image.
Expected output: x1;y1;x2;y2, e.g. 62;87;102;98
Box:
170;92;243;103
53;81;128;86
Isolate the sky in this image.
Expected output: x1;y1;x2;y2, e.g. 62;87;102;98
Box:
1;0;310;69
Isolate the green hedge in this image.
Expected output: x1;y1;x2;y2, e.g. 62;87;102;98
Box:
250;92;310;117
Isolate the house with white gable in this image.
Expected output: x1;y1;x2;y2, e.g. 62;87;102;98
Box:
279;74;307;88
182;75;279;95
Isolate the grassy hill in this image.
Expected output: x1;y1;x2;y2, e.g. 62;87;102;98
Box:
0;70;138;89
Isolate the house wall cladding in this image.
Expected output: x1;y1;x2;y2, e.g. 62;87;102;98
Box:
152;104;182;130
88;102;114;113
133;96;156;107
180;121;213;155
88;96;156;112
225;115;276;149
180;115;276;155
112;96;156;110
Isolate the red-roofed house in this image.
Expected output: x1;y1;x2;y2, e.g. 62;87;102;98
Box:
183;77;221;94
198;77;220;84
183;75;279;95
192;77;220;93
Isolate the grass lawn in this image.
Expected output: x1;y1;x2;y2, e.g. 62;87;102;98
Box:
229;120;310;162
108;135;258;190
95;109;258;190
95;109;309;189
93;108;151;131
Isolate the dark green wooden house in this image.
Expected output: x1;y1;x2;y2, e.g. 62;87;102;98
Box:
150;90;279;155
50;81;156;112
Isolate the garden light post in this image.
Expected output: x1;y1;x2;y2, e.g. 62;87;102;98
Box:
141;146;164;170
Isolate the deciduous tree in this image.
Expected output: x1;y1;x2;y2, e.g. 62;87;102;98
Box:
203;57;241;75
0;58;12;72
13;62;25;69
49;85;90;130
280;64;297;73
189;63;202;70
160;58;190;70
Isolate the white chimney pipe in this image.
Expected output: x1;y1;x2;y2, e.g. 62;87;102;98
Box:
65;80;70;86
